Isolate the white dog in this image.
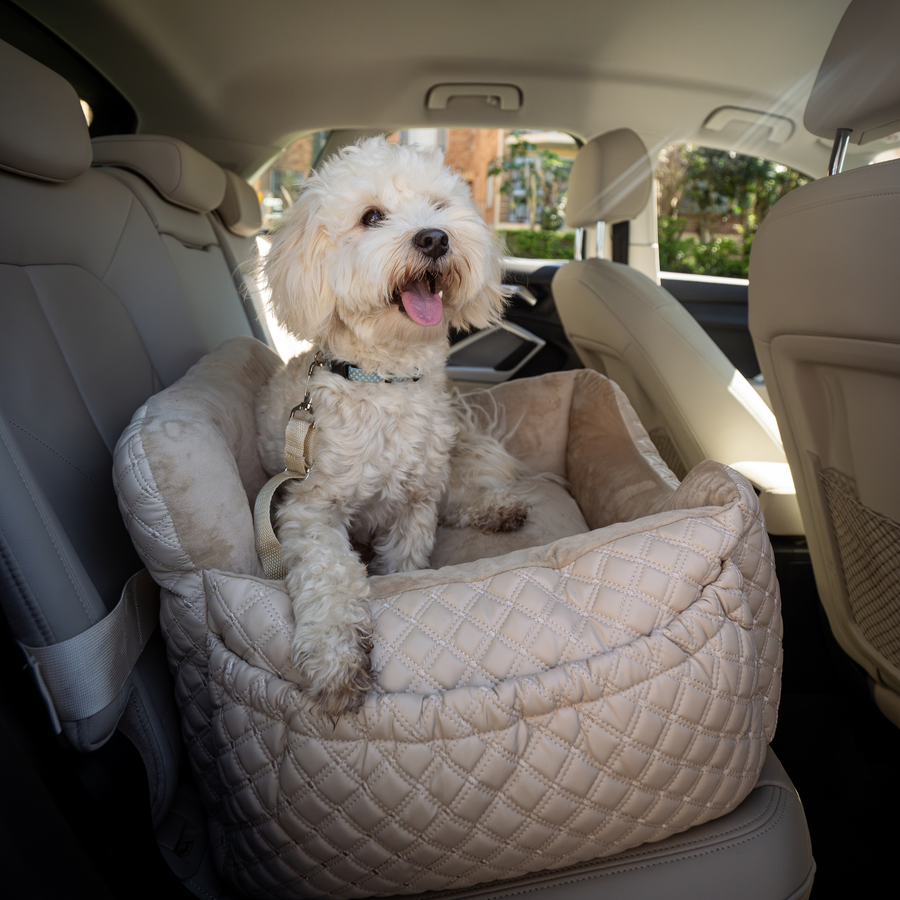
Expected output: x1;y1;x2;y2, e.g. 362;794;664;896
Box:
256;137;537;716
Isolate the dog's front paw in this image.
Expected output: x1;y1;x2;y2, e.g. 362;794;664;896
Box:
472;504;529;533
291;619;374;718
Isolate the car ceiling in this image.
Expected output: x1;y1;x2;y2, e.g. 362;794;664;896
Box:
13;0;862;178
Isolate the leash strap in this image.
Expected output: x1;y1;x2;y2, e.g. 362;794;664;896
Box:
254;469;300;580
253;415;316;579
253;355;324;579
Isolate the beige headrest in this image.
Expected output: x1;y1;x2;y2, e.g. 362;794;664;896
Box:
565;129;653;228
805;0;900;145
0;40;92;182
91;135;227;212
218;169;262;237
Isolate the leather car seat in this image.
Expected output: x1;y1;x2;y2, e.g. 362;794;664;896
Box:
0;44;268;834
552;128;803;536
0;38;194;828
91;134;267;345
749;0;900;727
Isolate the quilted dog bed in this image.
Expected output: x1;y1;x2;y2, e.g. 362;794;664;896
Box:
114;335;782;899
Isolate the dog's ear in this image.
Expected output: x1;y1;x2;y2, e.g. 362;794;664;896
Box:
453;283;508;332
264;185;333;342
448;228;509;332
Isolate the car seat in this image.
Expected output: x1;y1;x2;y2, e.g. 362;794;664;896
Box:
91;134;267;346
553;128;803;536
749;0;900;727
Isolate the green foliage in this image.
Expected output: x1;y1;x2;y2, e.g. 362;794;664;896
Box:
489;132;571;231
678;148;809;236
657;146;809;277
657;214;690;270
658;214;749;278
497;229;575;260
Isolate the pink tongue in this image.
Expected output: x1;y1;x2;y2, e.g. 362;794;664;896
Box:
400;279;443;326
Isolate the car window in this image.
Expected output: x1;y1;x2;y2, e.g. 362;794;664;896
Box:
252;130;331;229
303;128;576;260
656;144;811;279
477;129;575;258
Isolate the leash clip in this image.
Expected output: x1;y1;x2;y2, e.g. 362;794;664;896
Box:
293;351;328;417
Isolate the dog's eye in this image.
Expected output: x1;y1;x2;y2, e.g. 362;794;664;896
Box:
361;208;386;227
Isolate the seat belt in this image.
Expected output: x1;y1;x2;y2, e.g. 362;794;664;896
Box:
1;405;178;824
17;569;160;733
208;212;270;343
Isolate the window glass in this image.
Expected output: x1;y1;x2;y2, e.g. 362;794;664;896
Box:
252;130;331;229
259;129;576;257
657;145;810;278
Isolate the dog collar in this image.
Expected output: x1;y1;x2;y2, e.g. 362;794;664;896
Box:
327;358;422;384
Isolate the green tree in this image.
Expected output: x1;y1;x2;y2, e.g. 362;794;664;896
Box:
657;145;810;277
489;133;571;231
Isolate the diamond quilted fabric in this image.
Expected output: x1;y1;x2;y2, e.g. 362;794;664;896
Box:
114;337;782;899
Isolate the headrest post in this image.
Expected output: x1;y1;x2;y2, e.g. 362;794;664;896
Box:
574;227;584;261
595;221;605;260
827;128;852;176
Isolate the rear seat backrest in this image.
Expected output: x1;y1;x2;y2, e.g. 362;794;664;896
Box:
0;39;265;826
91;134;262;349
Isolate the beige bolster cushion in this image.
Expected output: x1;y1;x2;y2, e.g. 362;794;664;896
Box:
114;335;782;899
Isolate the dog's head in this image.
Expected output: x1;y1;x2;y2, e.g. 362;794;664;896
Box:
264;136;507;367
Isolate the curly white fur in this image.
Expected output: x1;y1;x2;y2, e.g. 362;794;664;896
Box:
256;137;537;716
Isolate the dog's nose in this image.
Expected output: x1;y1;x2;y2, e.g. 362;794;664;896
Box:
414;228;449;259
